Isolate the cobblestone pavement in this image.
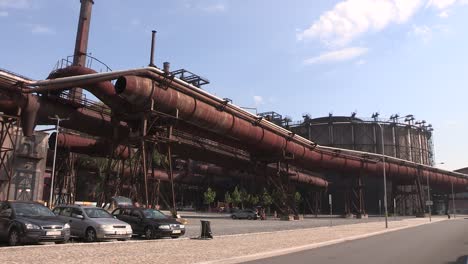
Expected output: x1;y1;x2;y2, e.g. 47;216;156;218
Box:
0;216;449;264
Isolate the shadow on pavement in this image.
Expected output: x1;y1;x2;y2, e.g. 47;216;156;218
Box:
446;256;468;264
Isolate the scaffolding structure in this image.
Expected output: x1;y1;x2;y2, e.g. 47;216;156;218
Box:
0;113;20;200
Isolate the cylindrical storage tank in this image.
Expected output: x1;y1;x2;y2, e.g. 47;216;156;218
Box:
290;116;434;165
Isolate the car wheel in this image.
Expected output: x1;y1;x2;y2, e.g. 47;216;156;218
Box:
247;216;253;220
84;228;97;242
171;236;179;239
8;229;20;246
144;227;153;240
231;215;237;219
117;238;128;241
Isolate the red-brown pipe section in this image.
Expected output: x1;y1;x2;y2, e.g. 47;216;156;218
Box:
0;89;129;138
115;75;467;191
47;66;129;112
49;132;130;160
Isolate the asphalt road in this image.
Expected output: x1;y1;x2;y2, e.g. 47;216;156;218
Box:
246;218;468;264
183;216;411;238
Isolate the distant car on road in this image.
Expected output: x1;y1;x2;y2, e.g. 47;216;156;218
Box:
231;209;259;220
0;201;70;246
112;207;185;239
53;205;132;242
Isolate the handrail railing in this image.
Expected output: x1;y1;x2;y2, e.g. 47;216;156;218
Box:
53;54;112;73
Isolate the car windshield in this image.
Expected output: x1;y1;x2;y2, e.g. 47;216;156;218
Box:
142;209;167;219
84;208;113;218
12;203;55;217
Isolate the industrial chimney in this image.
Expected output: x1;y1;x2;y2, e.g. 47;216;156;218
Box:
70;0;94;101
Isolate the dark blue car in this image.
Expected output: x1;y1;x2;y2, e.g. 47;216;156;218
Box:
0;201;70;246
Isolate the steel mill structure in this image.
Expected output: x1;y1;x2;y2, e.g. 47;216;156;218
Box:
0;0;466;219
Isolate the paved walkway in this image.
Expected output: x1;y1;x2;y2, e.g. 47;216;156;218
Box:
244;218;468;264
0;216;450;264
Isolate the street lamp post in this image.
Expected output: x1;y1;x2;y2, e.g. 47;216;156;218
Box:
377;123;388;228
426;173;431;222
436;162;455;219
451;181;456;219
48;115;69;208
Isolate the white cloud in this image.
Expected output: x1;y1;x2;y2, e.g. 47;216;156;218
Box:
297;0;423;46
355;59;366;66
438;10;450;17
30;24;55;35
0;11;7;17
426;0;468;17
202;3;226;13
253;96;264;106
184;1;227;13
304;47;368;64
410;25;432;42
0;0;31;9
426;0;457;9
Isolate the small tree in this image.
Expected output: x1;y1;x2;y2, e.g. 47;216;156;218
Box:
231;186;242;208
240;188;249;209
294;191;302;212
224;191;232;211
203;187;216;212
250;195;259;206
224;191;232;204
261;189;273;213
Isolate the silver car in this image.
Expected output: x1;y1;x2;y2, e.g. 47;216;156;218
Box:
53;205;132;242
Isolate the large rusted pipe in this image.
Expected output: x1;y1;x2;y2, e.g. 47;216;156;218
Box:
115;75;468;191
191;161;328;188
2;66;466;190
0;89;129;138
47;66;130;112
49;132;130;160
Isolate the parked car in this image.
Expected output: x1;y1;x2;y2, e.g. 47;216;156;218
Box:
0;201;70;246
53;205;132;242
111;207;185;239
231;209;259;220
104;196;134;212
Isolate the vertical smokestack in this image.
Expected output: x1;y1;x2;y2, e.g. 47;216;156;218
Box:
71;0;94;101
163;62;170;74
149;30;156;67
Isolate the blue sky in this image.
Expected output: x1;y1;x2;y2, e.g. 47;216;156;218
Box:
0;0;467;170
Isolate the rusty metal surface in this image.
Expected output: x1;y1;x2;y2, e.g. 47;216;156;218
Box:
0;89;129;138
47;66;129;112
0;65;466;191
115;75;468;191
70;0;94;101
49;132;130;160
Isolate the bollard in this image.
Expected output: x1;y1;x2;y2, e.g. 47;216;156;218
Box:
200;220;213;239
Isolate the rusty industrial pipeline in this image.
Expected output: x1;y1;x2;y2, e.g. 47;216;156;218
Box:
0;90;129;137
49;132;130;160
46;131;328;188
3;66;468;190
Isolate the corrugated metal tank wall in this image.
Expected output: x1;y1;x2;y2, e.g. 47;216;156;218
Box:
290;116;433;166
